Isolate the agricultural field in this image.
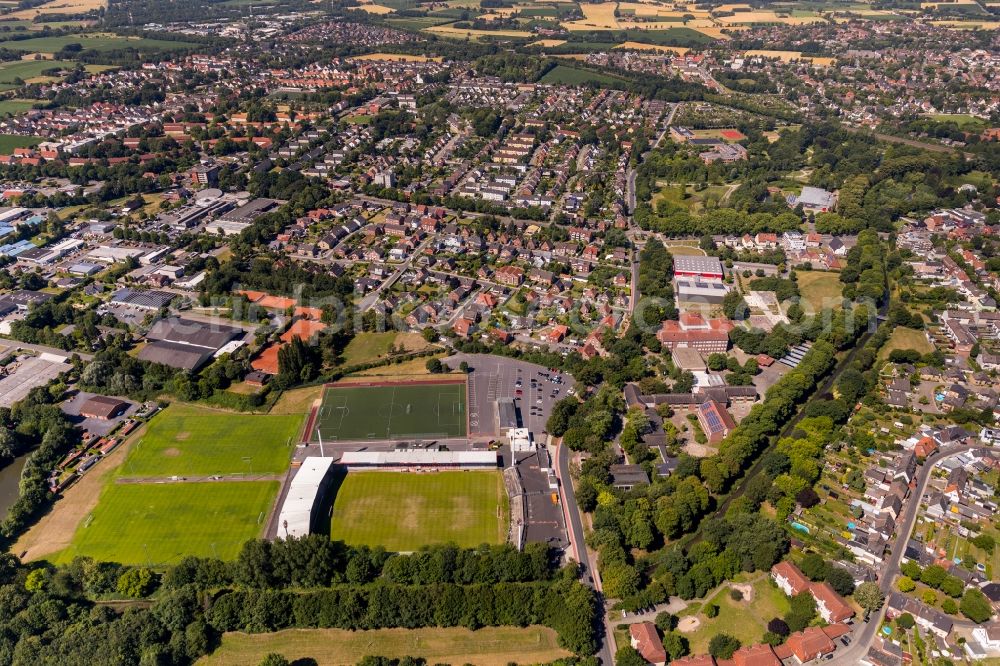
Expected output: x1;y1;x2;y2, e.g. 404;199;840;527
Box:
0;33;199;54
0;59;80;90
3;0;104;20
201;626;570;666
119;403;303;477
352;52;442;62
55;481;279;565
0;134;40;151
313;378;466;441
796;270;844;312
329;470;507;551
425;22;533;39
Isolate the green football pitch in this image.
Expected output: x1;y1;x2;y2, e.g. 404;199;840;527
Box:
57;481;278;566
329;471;507;551
121;403;303;477
313;381;467;442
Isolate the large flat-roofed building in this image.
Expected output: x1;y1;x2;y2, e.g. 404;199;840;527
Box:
675;277;730;305
673;255;724;279
111;288;175;310
138;317;243;371
338;450;498;469
218;198;279;224
787;186;837;213
276;456;337;539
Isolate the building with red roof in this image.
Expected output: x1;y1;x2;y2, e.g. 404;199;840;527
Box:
656;314;733;353
771;560;810;596
809;581;855;623
629;622;667;666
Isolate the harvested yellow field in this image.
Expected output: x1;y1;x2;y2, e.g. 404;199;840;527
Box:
745;49;803;62
353;53;443;62
5;0;104;19
426;23;533;38
715;3;753;10
615;41;690;54
921;0;977;7
931;19;1000;28
355;4;395;13
530;39;567;47
576;2;620;28
691;26;735;38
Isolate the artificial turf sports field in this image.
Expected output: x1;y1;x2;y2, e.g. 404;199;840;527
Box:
329;471;507;551
56;481;279;565
121;403;303;477
312;380;467;441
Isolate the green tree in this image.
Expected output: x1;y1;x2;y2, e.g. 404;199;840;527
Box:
425;358;444;373
614;646;647;666
25;569;46;592
662;632;689;660
855;582;885;617
709;634;741;659
897;576;915;593
258;655;290;666
116;567;156;598
960;588;992;623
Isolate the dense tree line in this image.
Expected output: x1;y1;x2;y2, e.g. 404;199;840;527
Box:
0;538;597;663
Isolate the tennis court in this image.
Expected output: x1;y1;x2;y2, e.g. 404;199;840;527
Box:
312;379;467;441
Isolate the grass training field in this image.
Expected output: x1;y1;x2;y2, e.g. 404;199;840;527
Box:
57;481;279;565
330;471;506;551
313;379;466;441
121;403;302;477
201;626;570;666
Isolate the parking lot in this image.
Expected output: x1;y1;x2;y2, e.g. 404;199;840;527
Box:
447;353;571;440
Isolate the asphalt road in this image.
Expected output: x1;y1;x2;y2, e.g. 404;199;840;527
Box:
828;444;981;665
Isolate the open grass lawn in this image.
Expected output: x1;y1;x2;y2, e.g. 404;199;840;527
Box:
539;63;624;85
0;34;198;53
0;134;40;151
200;626;569;666
879;326;934;360
796;270;843;312
120;403;302;477
927;113;986;130
653;182;732;214
341;331;433;367
386;16;454;29
330;470;507;551
57;481;278;565
681;574;792;654
352;353;447;377
314;379;466;441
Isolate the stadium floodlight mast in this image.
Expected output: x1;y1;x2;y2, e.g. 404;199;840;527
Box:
317;428;326;458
